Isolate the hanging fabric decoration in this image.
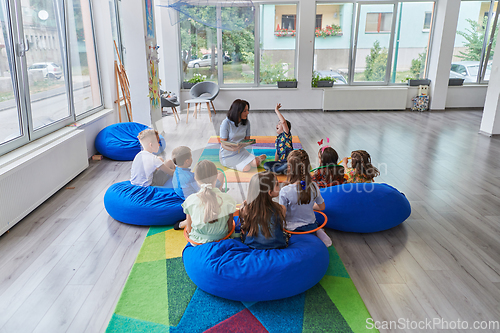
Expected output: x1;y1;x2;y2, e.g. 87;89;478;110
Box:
158;0;255;30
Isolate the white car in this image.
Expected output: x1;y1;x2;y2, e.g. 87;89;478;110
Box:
188;54;217;68
450;61;490;82
28;62;62;79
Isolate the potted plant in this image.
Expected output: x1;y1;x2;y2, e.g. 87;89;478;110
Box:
182;73;206;89
277;78;297;88
405;77;431;86
312;72;336;87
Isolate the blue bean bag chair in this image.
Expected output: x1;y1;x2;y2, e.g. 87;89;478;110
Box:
95;122;165;161
104;181;184;226
320;183;411;233
183;234;329;302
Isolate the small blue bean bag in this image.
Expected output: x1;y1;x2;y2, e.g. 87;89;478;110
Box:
104;181;184;226
95;122;165;161
320;183;411;233
183;234;329;302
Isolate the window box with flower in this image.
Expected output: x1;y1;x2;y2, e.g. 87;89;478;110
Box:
182;73;206;89
275;28;296;37
315;24;342;38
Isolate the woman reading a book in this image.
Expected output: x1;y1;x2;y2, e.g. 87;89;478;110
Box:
219;99;266;172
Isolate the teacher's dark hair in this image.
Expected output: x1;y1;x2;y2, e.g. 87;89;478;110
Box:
227;99;249;127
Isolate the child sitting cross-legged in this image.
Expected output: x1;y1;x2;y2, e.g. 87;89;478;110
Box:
182;160;236;246
130;129;175;187
312;146;345;188
171;146;224;200
279;149;332;247
240;171;288;250
263;103;292;174
341;150;380;183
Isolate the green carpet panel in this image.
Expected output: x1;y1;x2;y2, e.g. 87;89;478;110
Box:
106;226;378;333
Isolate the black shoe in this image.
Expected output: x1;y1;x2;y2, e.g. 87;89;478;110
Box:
173;221;181;230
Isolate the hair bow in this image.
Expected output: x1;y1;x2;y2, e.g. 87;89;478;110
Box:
200;183;213;189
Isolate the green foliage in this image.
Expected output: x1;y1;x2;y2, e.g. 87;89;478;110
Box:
457;17;498;61
410;51;426;79
187;73;206;84
257;54;290;84
278;78;297;82
311;71;336;87
315;25;342;38
364;40;388;81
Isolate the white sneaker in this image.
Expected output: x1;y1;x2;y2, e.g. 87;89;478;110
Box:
316;229;332;247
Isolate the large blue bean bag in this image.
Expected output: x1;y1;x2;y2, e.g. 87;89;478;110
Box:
95;122;165;161
104;181;184;226
183;234;329;302
320;183;411;233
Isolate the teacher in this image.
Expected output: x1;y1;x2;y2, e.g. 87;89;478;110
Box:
219;99;266;172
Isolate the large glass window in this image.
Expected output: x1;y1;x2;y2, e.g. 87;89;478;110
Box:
179;3;298;87
260;4;297;85
390;2;435;83
68;0;102;117
0;0;102;156
22;0;70;131
452;0;498;83
353;3;395;83
222;5;255;84
0;0;26;148
313;3;353;85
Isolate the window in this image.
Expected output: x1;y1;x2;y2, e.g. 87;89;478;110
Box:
261;4;297;84
453;0;498;83
365;13;393;33
316;14;323;29
0;0;102;156
68;0;102;117
314;3;351;84
423;11;432;30
281;14;296;30
179;3;297;86
390;2;435;83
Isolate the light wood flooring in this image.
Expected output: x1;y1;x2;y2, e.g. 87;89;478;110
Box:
1;107;500;332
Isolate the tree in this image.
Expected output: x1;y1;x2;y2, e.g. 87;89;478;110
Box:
364;40;388;81
456;17;498;61
410;50;427;79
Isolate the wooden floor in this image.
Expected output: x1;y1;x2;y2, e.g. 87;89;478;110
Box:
1;108;500;332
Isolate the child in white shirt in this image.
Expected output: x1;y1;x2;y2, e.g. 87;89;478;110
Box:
130;129;175;187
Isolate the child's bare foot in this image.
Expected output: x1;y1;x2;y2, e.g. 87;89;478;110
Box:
257;154;267;165
174;220;187;230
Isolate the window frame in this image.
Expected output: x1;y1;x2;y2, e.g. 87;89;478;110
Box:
0;0;103;157
365;12;393;33
179;1;299;88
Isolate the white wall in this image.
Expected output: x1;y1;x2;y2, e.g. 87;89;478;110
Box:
119;0;151;126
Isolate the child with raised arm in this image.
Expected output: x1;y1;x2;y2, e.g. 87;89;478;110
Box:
131;129;175;187
182;160;236;246
279;149;332;247
240;171;288;249
341;150;380;183
263;103;293;174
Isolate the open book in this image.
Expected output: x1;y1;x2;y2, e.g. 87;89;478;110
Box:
222;139;256;149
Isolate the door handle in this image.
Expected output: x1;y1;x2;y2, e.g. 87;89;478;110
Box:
17;40;29;57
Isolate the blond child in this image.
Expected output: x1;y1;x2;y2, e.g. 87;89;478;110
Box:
130;129;175;187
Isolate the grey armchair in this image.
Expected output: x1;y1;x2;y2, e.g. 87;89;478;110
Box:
189;81;220;114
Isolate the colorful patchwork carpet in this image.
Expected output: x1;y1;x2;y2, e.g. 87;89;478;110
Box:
198;136;303;183
106;226;377;333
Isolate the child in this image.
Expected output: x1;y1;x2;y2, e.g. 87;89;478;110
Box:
341;150;380;183
312;146;345;188
263;103;292;174
171;146;224;200
240;171;288;250
131;129;175;187
279;150;332;247
182;160;236;245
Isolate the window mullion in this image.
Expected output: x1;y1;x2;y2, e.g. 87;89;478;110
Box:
217;5;223;87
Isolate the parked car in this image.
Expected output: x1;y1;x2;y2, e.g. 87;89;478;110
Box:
27;62;62;79
450;61;490;82
188;54;216;68
188;54;231;68
316;70;347;84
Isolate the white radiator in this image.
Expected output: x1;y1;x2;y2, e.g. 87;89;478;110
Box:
0;130;89;236
323;86;409;111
